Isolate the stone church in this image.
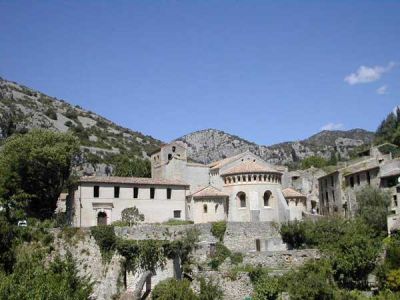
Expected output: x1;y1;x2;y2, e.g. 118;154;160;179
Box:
69;142;307;227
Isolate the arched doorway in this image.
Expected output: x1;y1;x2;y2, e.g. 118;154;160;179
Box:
97;211;107;225
236;192;246;208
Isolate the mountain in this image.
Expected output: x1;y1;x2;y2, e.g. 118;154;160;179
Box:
0;77;376;169
175;128;375;165
0;78;162;165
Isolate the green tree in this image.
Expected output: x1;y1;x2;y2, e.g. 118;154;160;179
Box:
198;277;223;300
356;186;391;235
300;156;329;169
253;275;281;300
121;206;144;226
112;155;151;177
375;107;400;145
0;246;93;300
0;130;80;220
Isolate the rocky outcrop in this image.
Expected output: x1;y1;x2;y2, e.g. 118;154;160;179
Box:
176;128;374;165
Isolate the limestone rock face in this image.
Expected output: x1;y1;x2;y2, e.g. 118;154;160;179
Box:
176;128;374;165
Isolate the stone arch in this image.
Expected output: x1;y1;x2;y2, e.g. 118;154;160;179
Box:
237;192;246;208
97;211;107;225
263;190;272;207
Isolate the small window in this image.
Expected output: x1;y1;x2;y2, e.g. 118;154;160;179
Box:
167;188;172;199
150;187;155;199
350;177;354;188
172;146;176;152
133;187;139;199
168;154;173;160
238;192;246;208
114;186;120;198
255;239;261;252
94;186;99;198
203;204;208;213
367;171;371;185
356;174;360;185
264;191;271;207
331;176;334;187
173;210;181;218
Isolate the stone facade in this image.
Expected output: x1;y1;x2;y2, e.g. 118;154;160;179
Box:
70;141;309;226
318;144;400;217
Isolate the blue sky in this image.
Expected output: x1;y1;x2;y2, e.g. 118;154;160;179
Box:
1;1;399;145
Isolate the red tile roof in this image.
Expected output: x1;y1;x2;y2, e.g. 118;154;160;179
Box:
190;186;229;198
221;161;280;176
79;176;189;186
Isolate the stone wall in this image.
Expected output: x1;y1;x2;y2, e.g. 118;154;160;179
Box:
243;249;320;271
53;229;123;300
224;222;284;253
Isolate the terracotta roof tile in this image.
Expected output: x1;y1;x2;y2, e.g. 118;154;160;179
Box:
208;152;245;170
79;176;189;186
282;188;306;198
190;186;229;198
221;161;280;176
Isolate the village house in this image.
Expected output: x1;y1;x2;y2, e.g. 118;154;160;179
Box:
69;141;310;227
318;144;400;219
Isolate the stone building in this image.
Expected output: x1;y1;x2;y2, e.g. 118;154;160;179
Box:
318;144;400;217
69;141;308;227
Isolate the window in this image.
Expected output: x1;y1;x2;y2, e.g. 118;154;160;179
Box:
356;174;360;185
168;154;172;160
331;176;334;187
172;146;176;152
150;187;155;199
255;239;261;252
94;186;99;198
173;210;181;218
133;187;139;198
167;188;172;199
237;192;246;208
215;204;218;212
350;176;354;188
114;186;120;198
263;190;272;207
367;171;371;185
203;204;208;213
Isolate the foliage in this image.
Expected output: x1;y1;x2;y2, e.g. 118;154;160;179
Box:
0;129;79;220
0;245;92;300
376;232;400;291
112;155;151;177
121;206;144;226
253;275;281;300
0;216;17;273
386;269;400;292
90;225;116;263
283;260;335;300
44;108;57;120
162;219;194;225
280;217;381;289
248;265;271;284
280;220;308;249
151;278;198;300
211;221;227;242
355;186;391;236
300;155;329;169
198;277;224;300
208;242;242;270
375;107;400;146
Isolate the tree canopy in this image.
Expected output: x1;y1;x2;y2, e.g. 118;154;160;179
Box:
0;129;80;220
375;107;400;146
112;155;151;177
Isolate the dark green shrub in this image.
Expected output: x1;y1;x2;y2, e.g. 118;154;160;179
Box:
44;108;57;120
280;220;308;249
90;225;116;263
230;252;243;265
249;265;270;284
211;221;227;242
253;275;281;300
152;278;198;300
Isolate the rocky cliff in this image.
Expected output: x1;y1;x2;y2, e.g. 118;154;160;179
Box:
0;77;162;160
176;128;375;165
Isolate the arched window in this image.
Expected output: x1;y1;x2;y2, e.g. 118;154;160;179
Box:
237;192;246;208
203;204;208;213
97;211;107;225
264;191;272;207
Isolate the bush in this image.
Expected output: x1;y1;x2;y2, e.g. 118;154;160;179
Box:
44;108;57;120
253;275;281;300
211;221;227;242
198;277;223;300
90;225;116;263
283;260;335;300
280;220;308;249
152;278;198;300
162;219;194;225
